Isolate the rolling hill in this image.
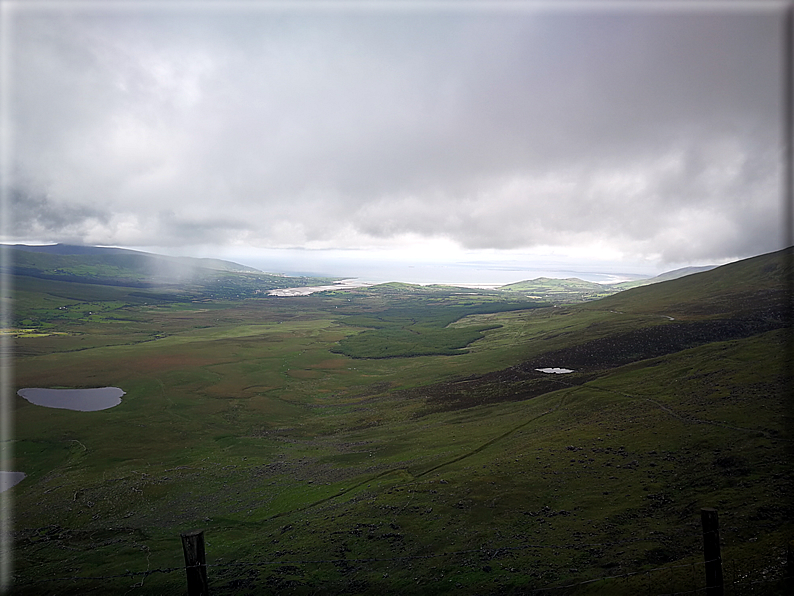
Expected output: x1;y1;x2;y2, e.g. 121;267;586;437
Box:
6;243;262;284
2;244;340;306
497;264;719;303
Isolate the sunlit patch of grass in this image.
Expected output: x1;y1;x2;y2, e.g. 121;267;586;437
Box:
1;327;70;337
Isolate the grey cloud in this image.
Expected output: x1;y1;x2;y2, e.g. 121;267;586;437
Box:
4;7;787;265
9;187;110;242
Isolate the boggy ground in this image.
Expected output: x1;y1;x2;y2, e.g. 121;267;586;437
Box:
6;251;793;594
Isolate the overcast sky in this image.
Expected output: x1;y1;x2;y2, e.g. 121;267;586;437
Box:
1;1;790;279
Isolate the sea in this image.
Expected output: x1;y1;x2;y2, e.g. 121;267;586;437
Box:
241;257;653;287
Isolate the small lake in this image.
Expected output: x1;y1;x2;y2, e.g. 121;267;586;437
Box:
17;387;125;411
536;368;575;374
0;471;26;493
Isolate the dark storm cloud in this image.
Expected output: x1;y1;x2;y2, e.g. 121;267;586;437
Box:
9;187;110;244
3;4;786;264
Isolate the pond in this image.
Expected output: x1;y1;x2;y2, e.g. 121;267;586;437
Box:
0;471;26;493
536;367;574;374
17;387;125;411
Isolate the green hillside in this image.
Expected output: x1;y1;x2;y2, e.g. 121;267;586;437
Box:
3;244;340;307
586;246;791;317
497;265;720;303
499;277;604;292
498;277;616;302
6;247;792;595
9;243;261;270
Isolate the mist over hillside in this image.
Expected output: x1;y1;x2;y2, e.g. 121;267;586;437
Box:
8;243;262;274
2;244;342;298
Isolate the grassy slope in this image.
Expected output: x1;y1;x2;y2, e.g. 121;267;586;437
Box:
3;246;337;296
331;289;544;358
498;277;616;303
585;247;791;317
500;278;605;292
6;247;792;595
497;263;724;303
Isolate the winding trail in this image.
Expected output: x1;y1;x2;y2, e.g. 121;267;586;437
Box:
264;392;574;520
577;382;780;439
415;402;564;478
642;398;776;438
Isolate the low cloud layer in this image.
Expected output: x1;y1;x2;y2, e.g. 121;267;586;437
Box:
4;4;788;266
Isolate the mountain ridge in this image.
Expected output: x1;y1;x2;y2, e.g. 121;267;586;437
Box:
6;243;262;273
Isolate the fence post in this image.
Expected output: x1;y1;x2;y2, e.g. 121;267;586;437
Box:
181;529;209;596
701;508;723;596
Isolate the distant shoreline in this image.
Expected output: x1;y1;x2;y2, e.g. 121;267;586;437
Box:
267;279;373;296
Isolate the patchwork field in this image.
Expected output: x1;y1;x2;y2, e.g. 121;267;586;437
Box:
4;247;792;594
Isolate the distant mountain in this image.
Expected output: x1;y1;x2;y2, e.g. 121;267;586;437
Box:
8;244;261;273
9;244;135;256
1;244;338;295
497;264;720;303
499;277;605;293
496;277;610;302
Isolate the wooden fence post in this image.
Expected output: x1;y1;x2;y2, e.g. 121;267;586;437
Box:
701;508;723;596
181;529;209;596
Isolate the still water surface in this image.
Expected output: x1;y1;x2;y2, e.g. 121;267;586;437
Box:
17;387;124;411
0;471;25;493
536;368;574;374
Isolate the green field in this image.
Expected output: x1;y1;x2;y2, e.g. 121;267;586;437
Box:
4;247;792;595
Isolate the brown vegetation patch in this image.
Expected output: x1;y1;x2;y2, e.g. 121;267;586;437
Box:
127;354;221;373
320;332;348;342
203;380;261;398
287;369;322;379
